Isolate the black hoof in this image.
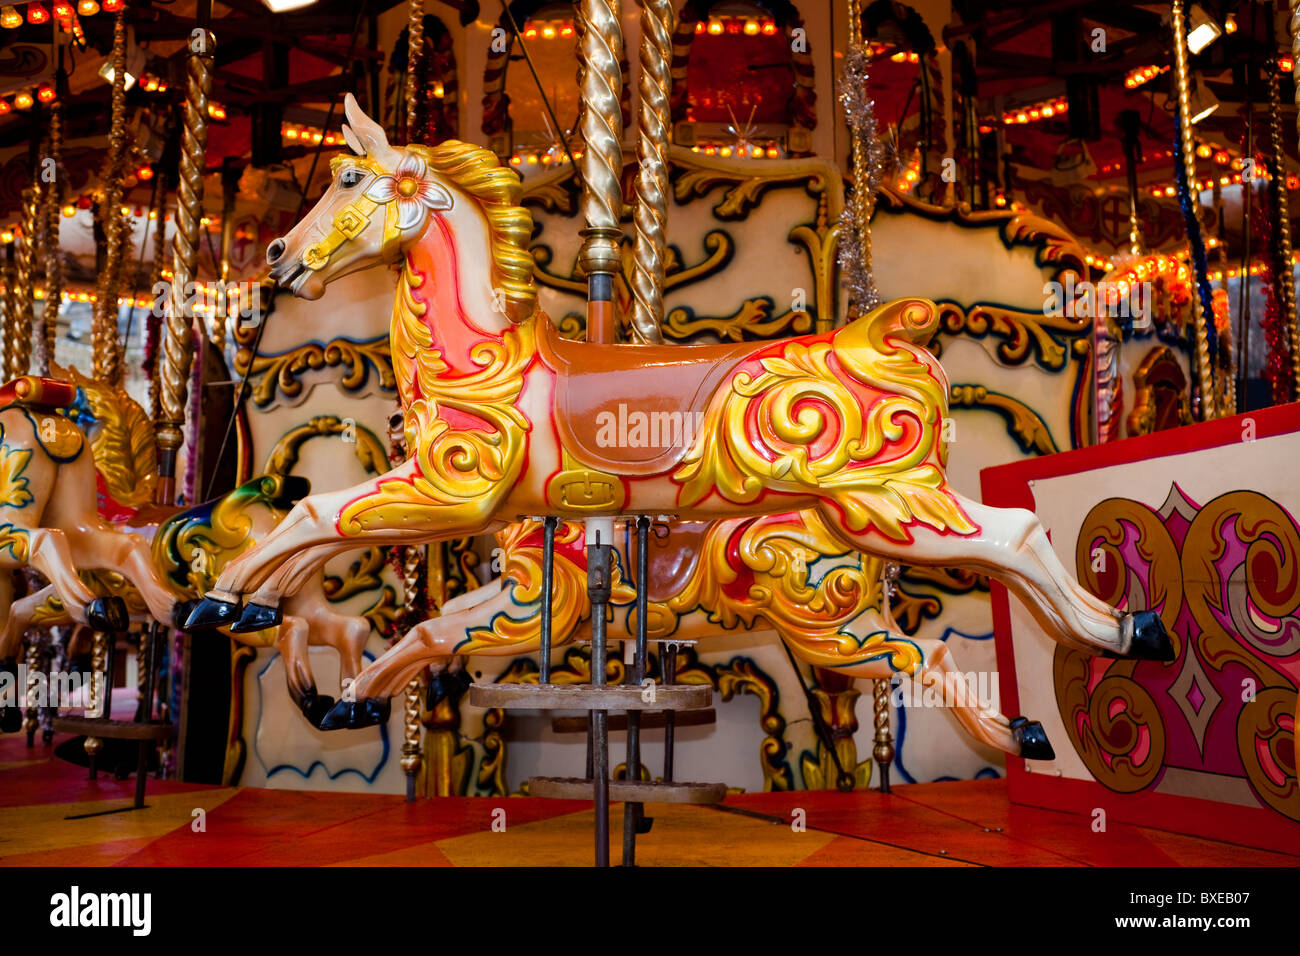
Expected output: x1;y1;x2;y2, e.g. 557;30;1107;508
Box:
0;705;21;734
171;598;203;631
319;697;392;731
87;596;129;632
1010;716;1056;761
229;602;283;633
296;689;337;729
1124;610;1175;661
184;596;242;630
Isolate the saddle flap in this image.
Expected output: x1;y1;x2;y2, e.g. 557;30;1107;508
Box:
536;319;758;477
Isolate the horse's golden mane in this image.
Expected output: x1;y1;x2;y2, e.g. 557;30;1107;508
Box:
408;141;538;324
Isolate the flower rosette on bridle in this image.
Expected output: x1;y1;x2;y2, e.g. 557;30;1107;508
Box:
363;154;451;231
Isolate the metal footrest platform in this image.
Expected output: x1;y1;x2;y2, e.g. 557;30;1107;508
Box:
51;717;174;741
551;709;716;733
529;775;727;804
469;682;712;711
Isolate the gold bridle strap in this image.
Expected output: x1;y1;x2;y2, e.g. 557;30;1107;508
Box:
302;194;404;270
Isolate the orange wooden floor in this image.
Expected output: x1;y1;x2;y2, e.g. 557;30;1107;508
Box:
1;731;1294;867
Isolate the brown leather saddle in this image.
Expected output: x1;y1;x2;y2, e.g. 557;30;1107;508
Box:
535;318;760;477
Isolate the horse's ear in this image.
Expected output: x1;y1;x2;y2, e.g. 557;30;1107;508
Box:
342;93;389;157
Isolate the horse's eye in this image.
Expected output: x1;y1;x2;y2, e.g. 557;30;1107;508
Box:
340;168;365;188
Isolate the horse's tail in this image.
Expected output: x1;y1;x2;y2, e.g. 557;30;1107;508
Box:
152;474;313;596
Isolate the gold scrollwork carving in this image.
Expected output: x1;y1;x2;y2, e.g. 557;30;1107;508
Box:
948;384;1059;455
234;336;396;409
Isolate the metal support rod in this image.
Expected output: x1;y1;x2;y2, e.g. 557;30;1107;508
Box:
1237;100;1253;412
539;516;557;684
662;641;677;782
622;515;651;866
587;538;613;867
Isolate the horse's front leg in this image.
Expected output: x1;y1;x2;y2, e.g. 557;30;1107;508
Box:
185;459;492;630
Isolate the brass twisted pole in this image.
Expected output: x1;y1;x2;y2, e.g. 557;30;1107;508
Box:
576;0;626;343
39;96;64;375
1170;0;1217;419
157;27;214;504
11;184;39;379
629;0;671;345
1;253;14;378
92;3;131;386
406;0;425;143
1267;58;1299;400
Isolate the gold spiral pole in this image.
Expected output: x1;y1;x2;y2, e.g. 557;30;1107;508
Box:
406;0;425;143
85;630;107;760
629;0;671;345
148;194;170;420
398;540;425;800
1267;58;1299;401
1170;0;1217;420
1;253;14;378
157;26;214;504
847;0;874;308
38;96;64;375
11;184;39;379
91;3;131;386
23;636;41;740
576;0;626;343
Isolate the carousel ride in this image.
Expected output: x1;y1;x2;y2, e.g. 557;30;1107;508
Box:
0;0;1297;866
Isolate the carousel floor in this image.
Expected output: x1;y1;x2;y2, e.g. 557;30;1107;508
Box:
0;731;1294;867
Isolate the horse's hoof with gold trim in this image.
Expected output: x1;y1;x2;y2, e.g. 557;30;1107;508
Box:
230;602;283;633
87;596;129;633
1010;717;1055;761
184;596;242;630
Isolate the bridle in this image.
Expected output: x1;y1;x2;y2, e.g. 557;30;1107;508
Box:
301;154;406;272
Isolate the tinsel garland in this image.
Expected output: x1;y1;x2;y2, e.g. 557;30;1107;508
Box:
836;44;886;310
1172;125;1221;364
1252;178;1292;404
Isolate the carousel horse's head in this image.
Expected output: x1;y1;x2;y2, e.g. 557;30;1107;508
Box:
267;93;537;322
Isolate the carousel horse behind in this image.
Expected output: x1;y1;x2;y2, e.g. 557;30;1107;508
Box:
0;369;375;731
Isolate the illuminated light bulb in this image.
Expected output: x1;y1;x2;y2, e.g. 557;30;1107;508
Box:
708;18;723;35
0;6;21;28
1164;186;1175;196
560;23;573;37
0;99;9;115
78;0;98;13
432;82;444;98
694;20;704;34
510;155;522;165
1195;143;1212;158
62;204;75;217
1213;150;1230;165
1042;105;1054;117
744;18;758;35
719;146;732;157
102;0;123;11
540;154;551;164
137;165;153;181
541;24;555;39
27;3;49;24
1016;112;1028;123
525;154;538;164
524;26;536;38
0;230;13;243
1028;108;1040;120
1224;13;1237;33
760;20;776;36
890;51;906;62
750;145;762;157
52;0;72;19
14;90;33;110
726;19;741;34
1280;56;1294;73
766;147;779;158
908;52;919;63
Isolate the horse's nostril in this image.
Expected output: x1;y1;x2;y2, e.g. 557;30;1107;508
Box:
266;239;286;264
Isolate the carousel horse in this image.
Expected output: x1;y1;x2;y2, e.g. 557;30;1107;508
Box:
186;96;1173;729
0;368;373;730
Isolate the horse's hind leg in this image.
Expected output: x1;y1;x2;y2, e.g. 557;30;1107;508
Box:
816;490;1171;661
323;572;587;731
25;530;127;631
273;616;336;728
